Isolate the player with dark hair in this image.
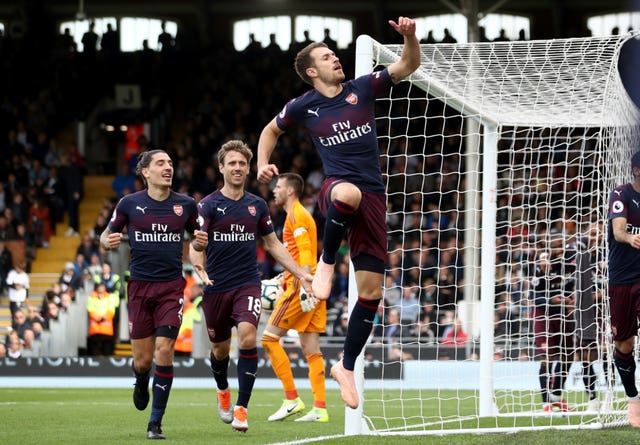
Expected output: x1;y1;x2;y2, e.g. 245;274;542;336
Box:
257;16;420;409
100;149;208;439
531;250;575;414
189;140;313;432
261;172;329;423
607;151;640;427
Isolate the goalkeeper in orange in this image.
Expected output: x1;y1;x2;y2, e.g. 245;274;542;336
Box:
261;173;328;423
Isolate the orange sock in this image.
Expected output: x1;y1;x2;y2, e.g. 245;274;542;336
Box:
307;352;326;408
262;331;297;397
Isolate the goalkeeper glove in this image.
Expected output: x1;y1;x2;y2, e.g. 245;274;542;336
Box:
299;287;318;313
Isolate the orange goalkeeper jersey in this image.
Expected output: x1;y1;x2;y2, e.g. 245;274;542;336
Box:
282;200;317;286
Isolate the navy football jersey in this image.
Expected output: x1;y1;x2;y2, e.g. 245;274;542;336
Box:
275;68;393;194
531;261;569;316
108;190;199;281
198;190;274;292
608;183;640;284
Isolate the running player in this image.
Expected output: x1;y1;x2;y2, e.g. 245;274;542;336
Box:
261;173;328;423
257;16;420;409
189;140;313;432
100;149;208;439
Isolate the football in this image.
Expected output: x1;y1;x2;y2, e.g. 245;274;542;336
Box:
260;275;284;311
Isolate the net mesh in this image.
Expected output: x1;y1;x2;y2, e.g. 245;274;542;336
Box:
357;34;640;434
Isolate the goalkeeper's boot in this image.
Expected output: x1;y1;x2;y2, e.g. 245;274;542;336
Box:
268;397;305;421
216;388;234;424
133;374;150;411
146;421;165;440
295;407;329;423
330;359;359;409
232;405;249;432
628;399;640;427
312;257;335;301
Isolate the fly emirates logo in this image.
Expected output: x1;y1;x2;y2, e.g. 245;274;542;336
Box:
319;120;372;147
135;223;182;243
213;224;256;242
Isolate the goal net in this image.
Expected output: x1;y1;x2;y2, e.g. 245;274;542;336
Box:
347;34;640;435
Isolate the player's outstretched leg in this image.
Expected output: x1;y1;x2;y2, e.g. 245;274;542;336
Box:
232;405;249;432
216;388;234;424
312;257;335;301
330;359;359;409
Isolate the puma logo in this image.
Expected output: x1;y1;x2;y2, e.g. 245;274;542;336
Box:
217;207;227;215
136;206;147;214
330;219;345;227
307;108;319;117
614;190;622;196
155;383;168;391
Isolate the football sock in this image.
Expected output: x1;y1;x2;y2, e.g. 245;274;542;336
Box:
262;331;297;398
582;361;597;400
552;361;568;397
614;348;638;398
149;365;173;423
538;363;549;403
306;352;327;408
343;297;380;370
133;363;150;385
322;199;356;264
210;352;230;390
236;347;258;408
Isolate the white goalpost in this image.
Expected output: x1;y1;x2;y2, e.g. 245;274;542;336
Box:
346;33;640;435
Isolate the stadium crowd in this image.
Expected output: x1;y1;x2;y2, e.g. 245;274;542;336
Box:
0;16;607;361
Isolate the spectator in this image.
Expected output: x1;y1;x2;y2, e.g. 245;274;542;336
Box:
6;330;23;358
27;196;51;248
398;285;421;324
6;260;29;315
59;153;83;237
333;311;349;337
86;282;119;356
441;316;468;346
11;307;32;340
0;342;6;358
81;21;99;56
42;299;60;328
174;283;202;357
93;261;121;296
59;261;82;294
112;162;136;198
21;327;40;357
77;233;99;260
382;274;402;307
383;308;402;339
0;239;13;290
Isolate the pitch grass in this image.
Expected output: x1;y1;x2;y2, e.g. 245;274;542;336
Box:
0;388;638;444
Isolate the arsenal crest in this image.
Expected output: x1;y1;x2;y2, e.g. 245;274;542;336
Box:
346;93;358;105
248;205;256;216
173;204;183;216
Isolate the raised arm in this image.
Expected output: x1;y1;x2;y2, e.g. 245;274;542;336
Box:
257;117;285;183
387;16;421;84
